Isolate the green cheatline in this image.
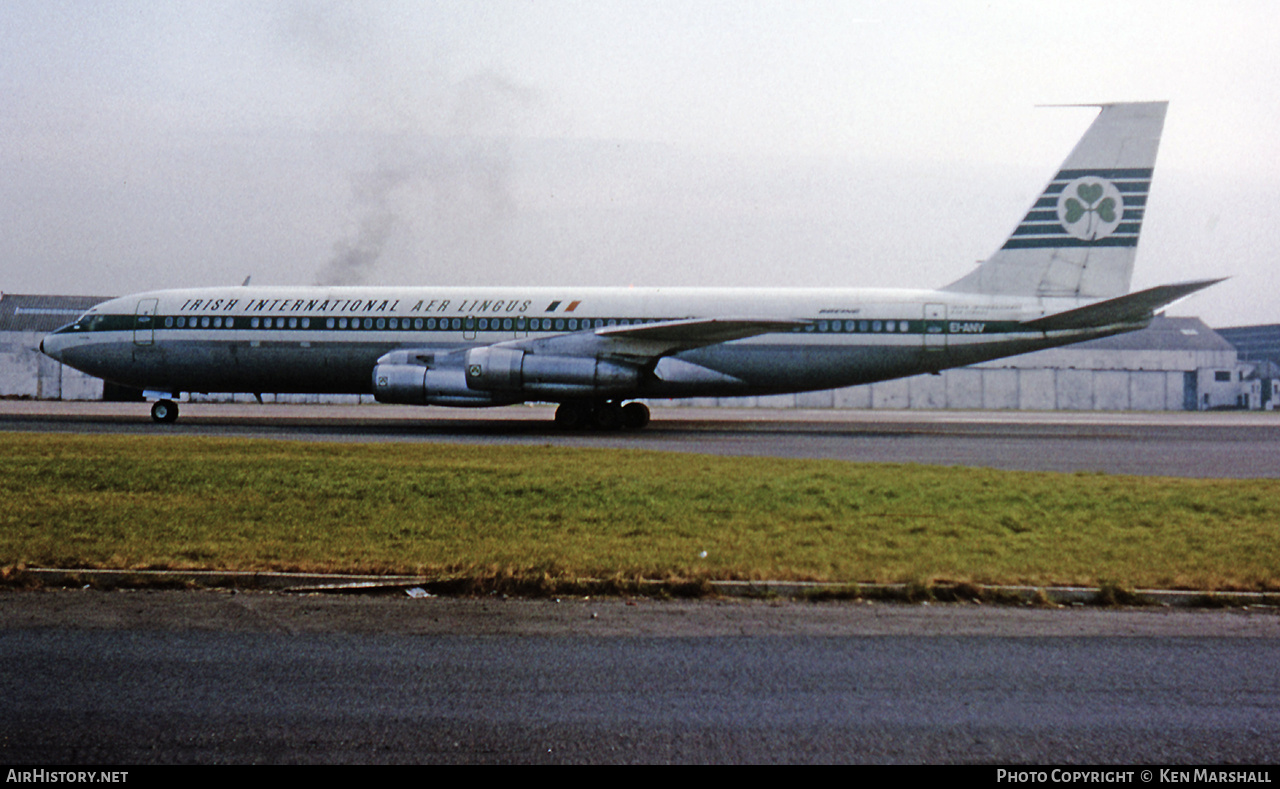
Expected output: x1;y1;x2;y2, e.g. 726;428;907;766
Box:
1;433;1277;592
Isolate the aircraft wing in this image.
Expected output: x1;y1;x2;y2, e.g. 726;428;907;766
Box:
1019;279;1226;332
490;317;810;363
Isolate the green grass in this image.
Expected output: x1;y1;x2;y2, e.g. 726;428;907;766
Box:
2;432;1278;591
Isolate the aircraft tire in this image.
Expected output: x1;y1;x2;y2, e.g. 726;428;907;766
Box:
620;401;650;430
151;399;179;424
554;402;589;430
593;402;623;431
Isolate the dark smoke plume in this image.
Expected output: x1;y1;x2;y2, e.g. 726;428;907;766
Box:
314;169;407;286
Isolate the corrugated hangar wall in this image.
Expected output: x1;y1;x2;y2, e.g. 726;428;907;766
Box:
1;293;1265;410
0;335;102;400
0;294;106;400
754;367;1191;411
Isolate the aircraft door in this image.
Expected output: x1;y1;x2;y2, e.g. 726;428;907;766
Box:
924;303;946;350
134;299;159;346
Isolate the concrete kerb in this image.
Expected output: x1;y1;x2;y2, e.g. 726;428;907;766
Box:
11;568;1279;608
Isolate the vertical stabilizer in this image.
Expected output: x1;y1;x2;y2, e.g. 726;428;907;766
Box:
944;101;1167;299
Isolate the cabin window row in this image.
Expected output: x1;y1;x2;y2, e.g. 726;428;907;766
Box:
158;315;671;332
809;320;913;333
155;315;916;333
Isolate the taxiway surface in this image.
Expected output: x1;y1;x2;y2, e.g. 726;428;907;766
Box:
3;401;1279;477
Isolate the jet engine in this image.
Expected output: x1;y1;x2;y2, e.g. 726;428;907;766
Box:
372;347;643;405
372;350;517;407
463;346;641;399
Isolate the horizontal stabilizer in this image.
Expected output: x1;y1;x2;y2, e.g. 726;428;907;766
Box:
1019;278;1226;332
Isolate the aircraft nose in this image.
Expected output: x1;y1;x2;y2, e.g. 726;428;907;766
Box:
40;333;61;362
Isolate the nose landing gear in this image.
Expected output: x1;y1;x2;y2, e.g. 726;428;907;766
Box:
150;399;179;423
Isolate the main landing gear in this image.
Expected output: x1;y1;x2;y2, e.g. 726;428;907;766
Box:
554;400;650;431
150;399;179;423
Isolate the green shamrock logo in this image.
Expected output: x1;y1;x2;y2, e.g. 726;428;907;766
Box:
1057;178;1124;241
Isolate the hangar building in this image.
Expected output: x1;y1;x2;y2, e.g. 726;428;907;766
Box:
2;292;1273;411
1217;324;1280;364
0;293;107;400
792;316;1267;411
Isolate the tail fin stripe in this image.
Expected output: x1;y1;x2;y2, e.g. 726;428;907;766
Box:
1033;186;1149;204
1011;218;1143;233
1004;237;1138;250
1058;168;1153;179
1021;207;1145;222
1010;223;1142;238
1039;177;1153;195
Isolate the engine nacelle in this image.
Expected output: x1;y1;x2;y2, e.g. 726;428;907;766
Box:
372;350;517;407
464;346;640;397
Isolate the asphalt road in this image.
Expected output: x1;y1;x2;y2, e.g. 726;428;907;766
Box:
4;401;1280;477
2;590;1280;764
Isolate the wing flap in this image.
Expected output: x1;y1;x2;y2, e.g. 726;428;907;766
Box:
495;317;808;362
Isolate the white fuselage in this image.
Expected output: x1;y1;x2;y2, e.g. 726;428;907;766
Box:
40;284;1137;404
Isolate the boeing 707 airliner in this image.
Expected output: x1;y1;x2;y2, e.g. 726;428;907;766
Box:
40;102;1219;428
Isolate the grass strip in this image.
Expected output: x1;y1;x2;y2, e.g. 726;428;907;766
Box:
1;432;1277;591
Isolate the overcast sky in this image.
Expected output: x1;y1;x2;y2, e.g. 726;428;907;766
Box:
4;0;1279;326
